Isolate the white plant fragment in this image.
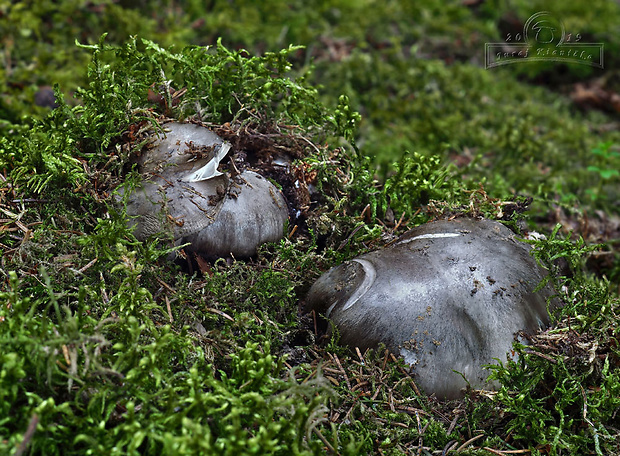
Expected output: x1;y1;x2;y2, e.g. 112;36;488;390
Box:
182;142;232;182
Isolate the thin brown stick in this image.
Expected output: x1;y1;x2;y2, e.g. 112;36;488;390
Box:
526;350;558;364
393;211;406;232
447;414;459;435
78;257;98;274
395;405;431;417
482;448;530;455
455;433;485;452
416;410;423;455
381;349;389;370
15;414;38;456
312;310;318;337
333;355;351;391
371;384;383;401
165;295;173;323
288;224;298;238
205;307;234;322
355;347;365;364
156;277;176;293
312;427;337;454
442;440;458;455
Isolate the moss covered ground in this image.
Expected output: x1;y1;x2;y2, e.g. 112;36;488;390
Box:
1;1;619;455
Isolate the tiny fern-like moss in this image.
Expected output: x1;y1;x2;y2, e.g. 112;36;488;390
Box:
383;150;462;218
0;267;336;455
2;34;357;195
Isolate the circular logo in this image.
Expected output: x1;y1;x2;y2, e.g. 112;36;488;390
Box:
524;11;566;46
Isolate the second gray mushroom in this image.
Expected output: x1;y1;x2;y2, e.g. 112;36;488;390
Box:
306;218;560;399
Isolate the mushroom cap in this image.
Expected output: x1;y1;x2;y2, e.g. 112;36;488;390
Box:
136;122;225;174
306;218;560;398
182;171;289;258
121;122;288;258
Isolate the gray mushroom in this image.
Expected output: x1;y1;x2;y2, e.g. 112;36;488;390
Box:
120;122;288;258
306;218;560;399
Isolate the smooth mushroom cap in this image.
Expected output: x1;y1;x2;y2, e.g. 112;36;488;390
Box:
185;171;289;258
306;218;560;398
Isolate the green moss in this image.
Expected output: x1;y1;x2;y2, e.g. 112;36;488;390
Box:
0;270;333;455
317;47;620;211
1;2;620;454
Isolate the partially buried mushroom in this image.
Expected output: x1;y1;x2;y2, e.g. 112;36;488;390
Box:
306;218;561;399
120;121;289;258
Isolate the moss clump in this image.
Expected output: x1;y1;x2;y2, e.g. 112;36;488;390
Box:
0;267;333;455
